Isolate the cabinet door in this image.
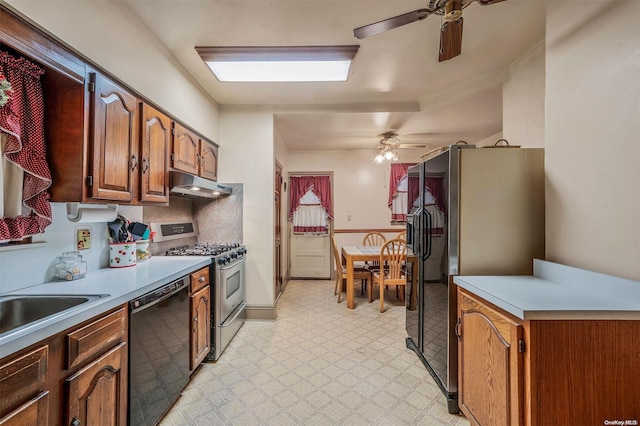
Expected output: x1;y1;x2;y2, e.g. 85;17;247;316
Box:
66;342;127;426
0;346;48;419
458;290;523;426
88;71;139;202
190;285;211;370
199;139;218;181
172;123;199;175
0;391;49;426
140;104;171;204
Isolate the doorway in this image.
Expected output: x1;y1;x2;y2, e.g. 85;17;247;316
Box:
288;173;333;279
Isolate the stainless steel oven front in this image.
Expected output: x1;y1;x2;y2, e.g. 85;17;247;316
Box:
213;255;246;360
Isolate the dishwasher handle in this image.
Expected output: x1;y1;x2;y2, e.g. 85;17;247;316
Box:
130;276;189;314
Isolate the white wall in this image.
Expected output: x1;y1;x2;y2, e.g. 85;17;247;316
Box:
5;0;220;139
544;1;640;280
502;41;546;148
288;149;424;249
218;108;274;307
0;203;141;293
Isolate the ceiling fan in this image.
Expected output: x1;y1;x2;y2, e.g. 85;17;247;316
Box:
353;0;507;62
375;132;429;162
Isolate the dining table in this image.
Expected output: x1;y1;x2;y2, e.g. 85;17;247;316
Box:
341;245;417;309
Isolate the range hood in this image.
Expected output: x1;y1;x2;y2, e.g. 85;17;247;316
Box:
169;171;232;199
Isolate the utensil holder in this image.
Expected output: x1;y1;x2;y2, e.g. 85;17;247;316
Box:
109;242;137;268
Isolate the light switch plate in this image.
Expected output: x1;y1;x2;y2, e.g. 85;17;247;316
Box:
76;226;91;251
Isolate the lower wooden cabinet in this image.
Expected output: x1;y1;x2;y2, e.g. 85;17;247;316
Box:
458;290;523;426
458;287;640;426
0;306;128;425
65;342;127;426
190;267;211;370
0;391;49;426
0;346;49;424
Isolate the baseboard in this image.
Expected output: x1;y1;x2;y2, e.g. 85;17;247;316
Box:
245;305;276;320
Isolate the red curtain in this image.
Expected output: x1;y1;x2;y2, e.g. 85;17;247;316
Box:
288;175;333;221
0;51;52;242
387;163;415;207
387;163;416;221
425;176;446;213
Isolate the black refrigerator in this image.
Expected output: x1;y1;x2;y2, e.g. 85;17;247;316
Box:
405;144;545;413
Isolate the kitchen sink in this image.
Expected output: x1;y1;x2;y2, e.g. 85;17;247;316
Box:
0;294;107;335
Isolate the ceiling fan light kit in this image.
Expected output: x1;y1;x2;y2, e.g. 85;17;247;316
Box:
353;0;508;62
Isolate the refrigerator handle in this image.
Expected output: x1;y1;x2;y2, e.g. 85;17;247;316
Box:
422;208;432;261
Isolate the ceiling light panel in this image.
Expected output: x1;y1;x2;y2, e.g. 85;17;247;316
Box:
196;46;359;83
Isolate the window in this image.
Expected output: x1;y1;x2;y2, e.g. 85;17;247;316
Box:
387;163;416;223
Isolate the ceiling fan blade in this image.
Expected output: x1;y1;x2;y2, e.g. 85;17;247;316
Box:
398;143;430;149
476;0;508;5
439;17;464;62
353;9;433;39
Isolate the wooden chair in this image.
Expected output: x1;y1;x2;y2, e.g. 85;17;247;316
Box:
395;230;406;240
362;231;387;273
370;238;407;313
331;236;371;303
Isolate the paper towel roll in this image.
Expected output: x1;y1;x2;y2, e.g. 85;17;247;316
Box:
66;203;119;223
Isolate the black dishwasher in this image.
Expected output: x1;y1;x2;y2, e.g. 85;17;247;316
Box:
129;276;190;426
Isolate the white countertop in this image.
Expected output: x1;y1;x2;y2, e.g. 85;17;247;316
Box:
0;256;211;359
453;259;640;320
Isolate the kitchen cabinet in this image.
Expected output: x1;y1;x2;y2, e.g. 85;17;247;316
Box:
65;342;127;426
199;139;218;181
457;285;640;426
0;306;128;425
457;289;523;426
190;267;211;370
87;70;139;202
172;122;199;175
140;103;171;204
0;346;49;425
172;122;218;181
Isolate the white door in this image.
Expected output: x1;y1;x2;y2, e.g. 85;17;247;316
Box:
290;232;331;278
288;181;332;279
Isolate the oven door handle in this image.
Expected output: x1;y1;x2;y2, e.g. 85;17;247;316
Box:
219;302;246;328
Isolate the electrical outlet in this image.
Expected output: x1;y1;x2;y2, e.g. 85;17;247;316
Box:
347;215;352;221
76;226;91;251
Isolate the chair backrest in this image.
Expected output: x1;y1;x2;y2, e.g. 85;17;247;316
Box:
331;235;343;280
380;238;407;281
395;231;406;240
363;231;386;246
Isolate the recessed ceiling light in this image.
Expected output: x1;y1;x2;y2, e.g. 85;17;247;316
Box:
195;46;359;82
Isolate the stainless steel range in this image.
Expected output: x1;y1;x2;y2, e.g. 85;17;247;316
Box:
150;222;246;361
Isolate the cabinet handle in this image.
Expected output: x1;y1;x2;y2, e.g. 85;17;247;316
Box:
130;155;138;172
142;158;150;174
71;418;81;426
198;276;205;283
195;154;200;165
455;318;462;340
200;157;205;169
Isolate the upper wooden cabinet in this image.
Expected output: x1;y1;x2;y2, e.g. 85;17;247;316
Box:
140;104;171;204
172;122;200;175
199;139;218;181
88;70;139;203
172;122;218;181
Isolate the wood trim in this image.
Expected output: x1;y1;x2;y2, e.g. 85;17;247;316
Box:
334;228;404;234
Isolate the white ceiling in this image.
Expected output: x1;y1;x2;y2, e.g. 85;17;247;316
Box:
123;0;548;152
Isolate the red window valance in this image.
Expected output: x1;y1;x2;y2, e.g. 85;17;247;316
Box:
288;175;333;222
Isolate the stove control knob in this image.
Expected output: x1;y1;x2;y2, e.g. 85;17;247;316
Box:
230;251;238;259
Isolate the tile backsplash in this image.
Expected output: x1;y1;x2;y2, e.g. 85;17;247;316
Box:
0;203;142;294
